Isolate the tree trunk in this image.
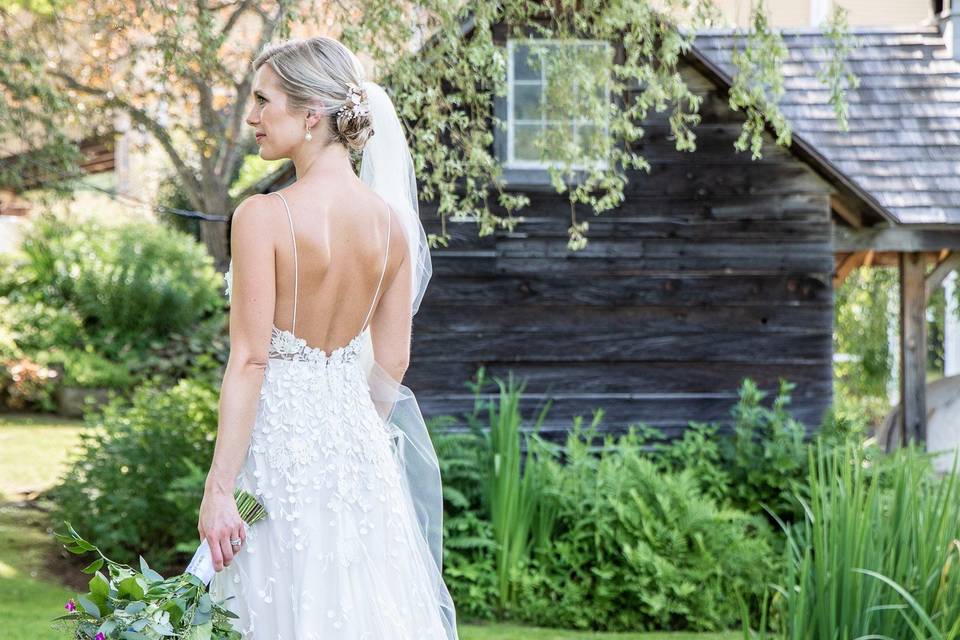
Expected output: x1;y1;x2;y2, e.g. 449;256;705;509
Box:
201;218;230;274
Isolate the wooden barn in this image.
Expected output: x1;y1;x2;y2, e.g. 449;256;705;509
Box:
250;18;960;444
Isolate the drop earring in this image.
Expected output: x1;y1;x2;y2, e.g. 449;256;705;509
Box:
304;126;313;141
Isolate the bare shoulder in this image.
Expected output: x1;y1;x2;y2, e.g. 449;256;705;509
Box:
231;193;282;238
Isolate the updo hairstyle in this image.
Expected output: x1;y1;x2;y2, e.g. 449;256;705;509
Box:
253;36;374;152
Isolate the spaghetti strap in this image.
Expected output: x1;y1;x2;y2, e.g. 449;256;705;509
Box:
273;191;298;335
360;202;391;333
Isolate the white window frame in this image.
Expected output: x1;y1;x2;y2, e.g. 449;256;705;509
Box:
505;37;611;172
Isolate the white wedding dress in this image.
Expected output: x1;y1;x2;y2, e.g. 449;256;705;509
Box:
209;191;458;639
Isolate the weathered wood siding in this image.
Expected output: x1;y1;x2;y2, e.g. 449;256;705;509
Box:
405;57;836;442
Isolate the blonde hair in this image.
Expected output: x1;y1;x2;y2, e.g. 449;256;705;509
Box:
253;36;374;152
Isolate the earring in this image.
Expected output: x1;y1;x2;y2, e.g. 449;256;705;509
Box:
304;127;313;141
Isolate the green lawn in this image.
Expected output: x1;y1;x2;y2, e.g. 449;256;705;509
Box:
0;412;743;640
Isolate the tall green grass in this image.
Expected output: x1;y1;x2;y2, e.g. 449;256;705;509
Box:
741;438;960;639
465;369;558;609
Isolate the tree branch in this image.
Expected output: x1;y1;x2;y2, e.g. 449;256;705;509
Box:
215;3;285;181
48;69;205;206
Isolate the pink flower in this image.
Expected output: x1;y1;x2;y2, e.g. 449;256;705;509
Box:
64;599;76;611
95;633;106;640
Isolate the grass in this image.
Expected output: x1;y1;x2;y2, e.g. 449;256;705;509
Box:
0;412;90;501
0;412;742;640
0;503;74;640
459;625;739;640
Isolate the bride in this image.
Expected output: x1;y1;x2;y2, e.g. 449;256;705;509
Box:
198;35;458;639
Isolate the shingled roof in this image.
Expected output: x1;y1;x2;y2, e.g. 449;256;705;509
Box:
690;25;960;225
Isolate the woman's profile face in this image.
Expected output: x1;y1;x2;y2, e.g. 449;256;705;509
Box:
245;65;318;160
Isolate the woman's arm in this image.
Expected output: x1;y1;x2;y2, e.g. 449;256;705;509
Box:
199;194;277;572
368;207;414;384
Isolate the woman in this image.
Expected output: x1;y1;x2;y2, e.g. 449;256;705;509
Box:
199;36;458;639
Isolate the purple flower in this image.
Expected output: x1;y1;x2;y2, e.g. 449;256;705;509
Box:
95;633;105;640
64;599;76;611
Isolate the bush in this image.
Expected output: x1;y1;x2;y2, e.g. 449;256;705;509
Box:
0;211;228;397
0;355;59;411
44;346;136;389
509;419;780;632
12;212;225;351
640;378;813;526
432;418;499;621
47;378;219;573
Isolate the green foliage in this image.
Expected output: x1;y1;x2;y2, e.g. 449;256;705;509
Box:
834;265;897;399
53;521;243;640
464;368;555;609
742;440;960;639
727;2;791;158
15;212;223;350
47;378;220;574
0;212;228;399
336;0;858;249
640;378;811;526
510;418;780;632
432;416;500;621
718;379;810;525
44;347;135;389
815;5;860;131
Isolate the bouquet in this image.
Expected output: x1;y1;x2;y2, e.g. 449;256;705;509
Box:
53;488;267;640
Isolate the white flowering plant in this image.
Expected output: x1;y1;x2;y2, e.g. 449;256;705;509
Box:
52;488;266;640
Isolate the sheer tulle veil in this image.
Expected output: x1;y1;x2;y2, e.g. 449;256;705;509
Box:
355;80;457;639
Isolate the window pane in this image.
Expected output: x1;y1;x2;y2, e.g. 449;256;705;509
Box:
514;123;543;161
577;123;604;156
513;83;542;121
513;44;541;81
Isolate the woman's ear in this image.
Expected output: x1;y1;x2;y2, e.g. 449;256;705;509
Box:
305;107;324;131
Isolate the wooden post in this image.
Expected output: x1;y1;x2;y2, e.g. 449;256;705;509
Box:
899;251;927;446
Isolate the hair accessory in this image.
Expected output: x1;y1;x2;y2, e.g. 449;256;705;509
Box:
337;82;370;120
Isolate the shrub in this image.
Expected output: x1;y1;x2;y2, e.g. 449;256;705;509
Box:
510;418;781;632
1;355;59;411
5;211;224;351
1;211;228;395
639;378;813;526
432;417;499;621
45;346;136;389
47;378;220;573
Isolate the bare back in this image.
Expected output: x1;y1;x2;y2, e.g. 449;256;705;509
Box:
267;184;397;354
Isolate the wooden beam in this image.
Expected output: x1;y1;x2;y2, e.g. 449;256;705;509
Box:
834;225;960;252
863;249;875;268
925;251;960;303
834;251;866;288
831;195;863;228
900;252;928;446
831;251;943;268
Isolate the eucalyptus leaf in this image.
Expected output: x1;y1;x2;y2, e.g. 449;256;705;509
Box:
77;594;100;619
124;600;147;614
97;619;118;635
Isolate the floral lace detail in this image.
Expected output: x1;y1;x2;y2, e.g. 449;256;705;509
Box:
268;325;364;366
224;261;233;301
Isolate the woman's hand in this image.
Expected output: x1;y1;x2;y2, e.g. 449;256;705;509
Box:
198;488;246;572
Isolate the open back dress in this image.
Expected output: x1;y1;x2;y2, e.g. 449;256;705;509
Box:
209;190;457;639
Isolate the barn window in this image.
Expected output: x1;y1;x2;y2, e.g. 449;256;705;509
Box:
505;38;611;172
